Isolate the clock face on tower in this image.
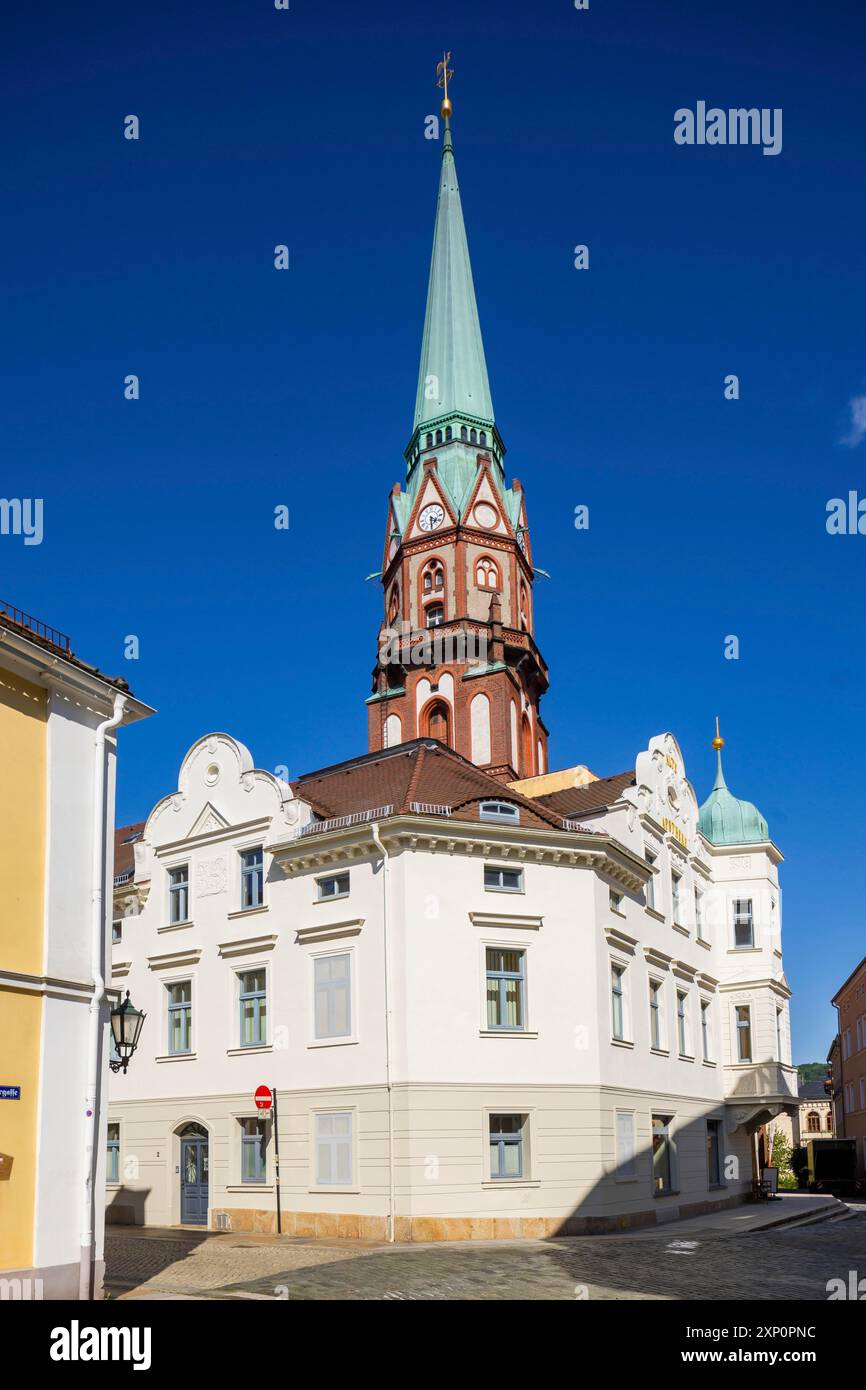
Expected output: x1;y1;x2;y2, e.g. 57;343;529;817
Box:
418;503;445;532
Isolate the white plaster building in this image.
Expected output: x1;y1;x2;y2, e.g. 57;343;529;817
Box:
107;727;797;1239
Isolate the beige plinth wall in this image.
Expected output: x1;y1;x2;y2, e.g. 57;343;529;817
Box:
108;1082;753;1241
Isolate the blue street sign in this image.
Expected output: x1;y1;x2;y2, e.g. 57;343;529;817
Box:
0;1087;21;1100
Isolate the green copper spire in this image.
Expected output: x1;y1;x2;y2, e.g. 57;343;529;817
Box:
698;719;770;846
411;97;495;445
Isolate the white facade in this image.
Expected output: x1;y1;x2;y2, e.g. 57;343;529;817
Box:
108;730;796;1240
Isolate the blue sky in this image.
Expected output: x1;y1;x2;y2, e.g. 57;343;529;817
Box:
4;0;865;1062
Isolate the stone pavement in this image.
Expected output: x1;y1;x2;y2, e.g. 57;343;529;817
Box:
106;1197;866;1302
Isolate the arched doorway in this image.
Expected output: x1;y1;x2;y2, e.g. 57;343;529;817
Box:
178;1122;209;1225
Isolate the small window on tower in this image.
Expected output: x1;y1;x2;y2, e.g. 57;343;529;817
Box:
426;603;444;627
426;433;433;448
435;429;443;444
461;425;468;441
470;428;478;444
476;557;500;590
480;431;487;446
445;426;452;441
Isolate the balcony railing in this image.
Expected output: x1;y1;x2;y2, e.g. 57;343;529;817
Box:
0;600;71;653
295;806;394;838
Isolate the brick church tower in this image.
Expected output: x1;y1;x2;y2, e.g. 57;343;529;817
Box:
367;84;549;783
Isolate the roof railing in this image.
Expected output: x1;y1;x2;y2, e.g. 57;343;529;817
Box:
561;817;595;834
0;600;71;653
113;870;134;887
296;805;394;838
409;802;453;816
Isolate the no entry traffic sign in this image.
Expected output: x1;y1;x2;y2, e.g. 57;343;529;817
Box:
254;1085;273;1112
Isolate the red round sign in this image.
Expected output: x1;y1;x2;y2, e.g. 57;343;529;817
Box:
254;1085;273;1111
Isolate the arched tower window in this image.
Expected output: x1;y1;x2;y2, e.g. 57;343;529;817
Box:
806;1111;820;1133
388;585;400;623
445;425;452;441
521;714;533;777
470;428;478;444
480;431;487;446
423;700;451;745
475;556;500;590
435;429;443;445
421;559;445;594
519;580;530;631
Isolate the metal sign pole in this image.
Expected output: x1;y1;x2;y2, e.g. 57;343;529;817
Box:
272;1084;282;1235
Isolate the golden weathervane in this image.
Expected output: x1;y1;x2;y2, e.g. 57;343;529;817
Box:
437;51;454;119
712;715;724;752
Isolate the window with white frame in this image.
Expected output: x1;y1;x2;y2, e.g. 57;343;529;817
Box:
676;989;689;1057
106;1122;120;1184
240;1117;267;1184
317;871;349;901
315;1112;353;1186
485;948;525;1030
489;1114;526;1180
695;889;705;941
644;849;657;910
700;998;712;1061
615;1110;637;1179
484;865;523;893
649;979;663;1050
479;800;519;825
167;980;192;1055
240;847;264;910
314;953;352;1039
611;963;627;1041
671;871;682;925
112;919;122;944
168;864;189;924
238;969;267;1047
735;1004;752;1063
652;1114;675;1194
733;899;754;948
706;1119;723;1187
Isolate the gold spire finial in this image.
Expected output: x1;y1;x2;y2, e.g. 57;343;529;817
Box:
712;715;724;752
437;51;454;119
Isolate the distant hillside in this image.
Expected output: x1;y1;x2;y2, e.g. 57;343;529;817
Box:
797;1062;828;1084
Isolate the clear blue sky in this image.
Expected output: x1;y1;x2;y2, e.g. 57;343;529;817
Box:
5;0;865;1063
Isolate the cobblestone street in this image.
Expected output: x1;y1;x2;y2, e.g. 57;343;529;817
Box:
106;1202;866;1302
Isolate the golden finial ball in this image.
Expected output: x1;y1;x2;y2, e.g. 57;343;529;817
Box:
712;736;725;751
440;98;452;119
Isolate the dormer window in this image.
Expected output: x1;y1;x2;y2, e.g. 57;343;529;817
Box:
479;800;519;825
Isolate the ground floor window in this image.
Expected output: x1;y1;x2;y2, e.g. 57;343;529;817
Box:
652;1114;674;1194
106;1122;120;1184
706;1119;723;1187
616;1110;637;1179
489;1114;526;1180
240;1118;267;1184
315;1112;353;1186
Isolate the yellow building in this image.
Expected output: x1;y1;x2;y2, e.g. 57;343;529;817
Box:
0;602;152;1298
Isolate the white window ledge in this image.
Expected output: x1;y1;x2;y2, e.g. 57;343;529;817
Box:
224;1184;275;1194
156;1052;197;1063
158;921;194;934
479;1029;539;1040
226;905;269;922
481;1179;540;1190
610;1037;634;1050
307;1037;359;1049
226;1044;273;1057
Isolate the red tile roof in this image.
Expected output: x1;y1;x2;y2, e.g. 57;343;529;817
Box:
530;770;635;819
114;823;145;880
292;739;583;832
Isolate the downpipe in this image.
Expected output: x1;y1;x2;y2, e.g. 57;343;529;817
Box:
370;823;396;1243
78;692;125;1301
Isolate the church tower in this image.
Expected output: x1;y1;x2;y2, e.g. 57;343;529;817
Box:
367;63;550;782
